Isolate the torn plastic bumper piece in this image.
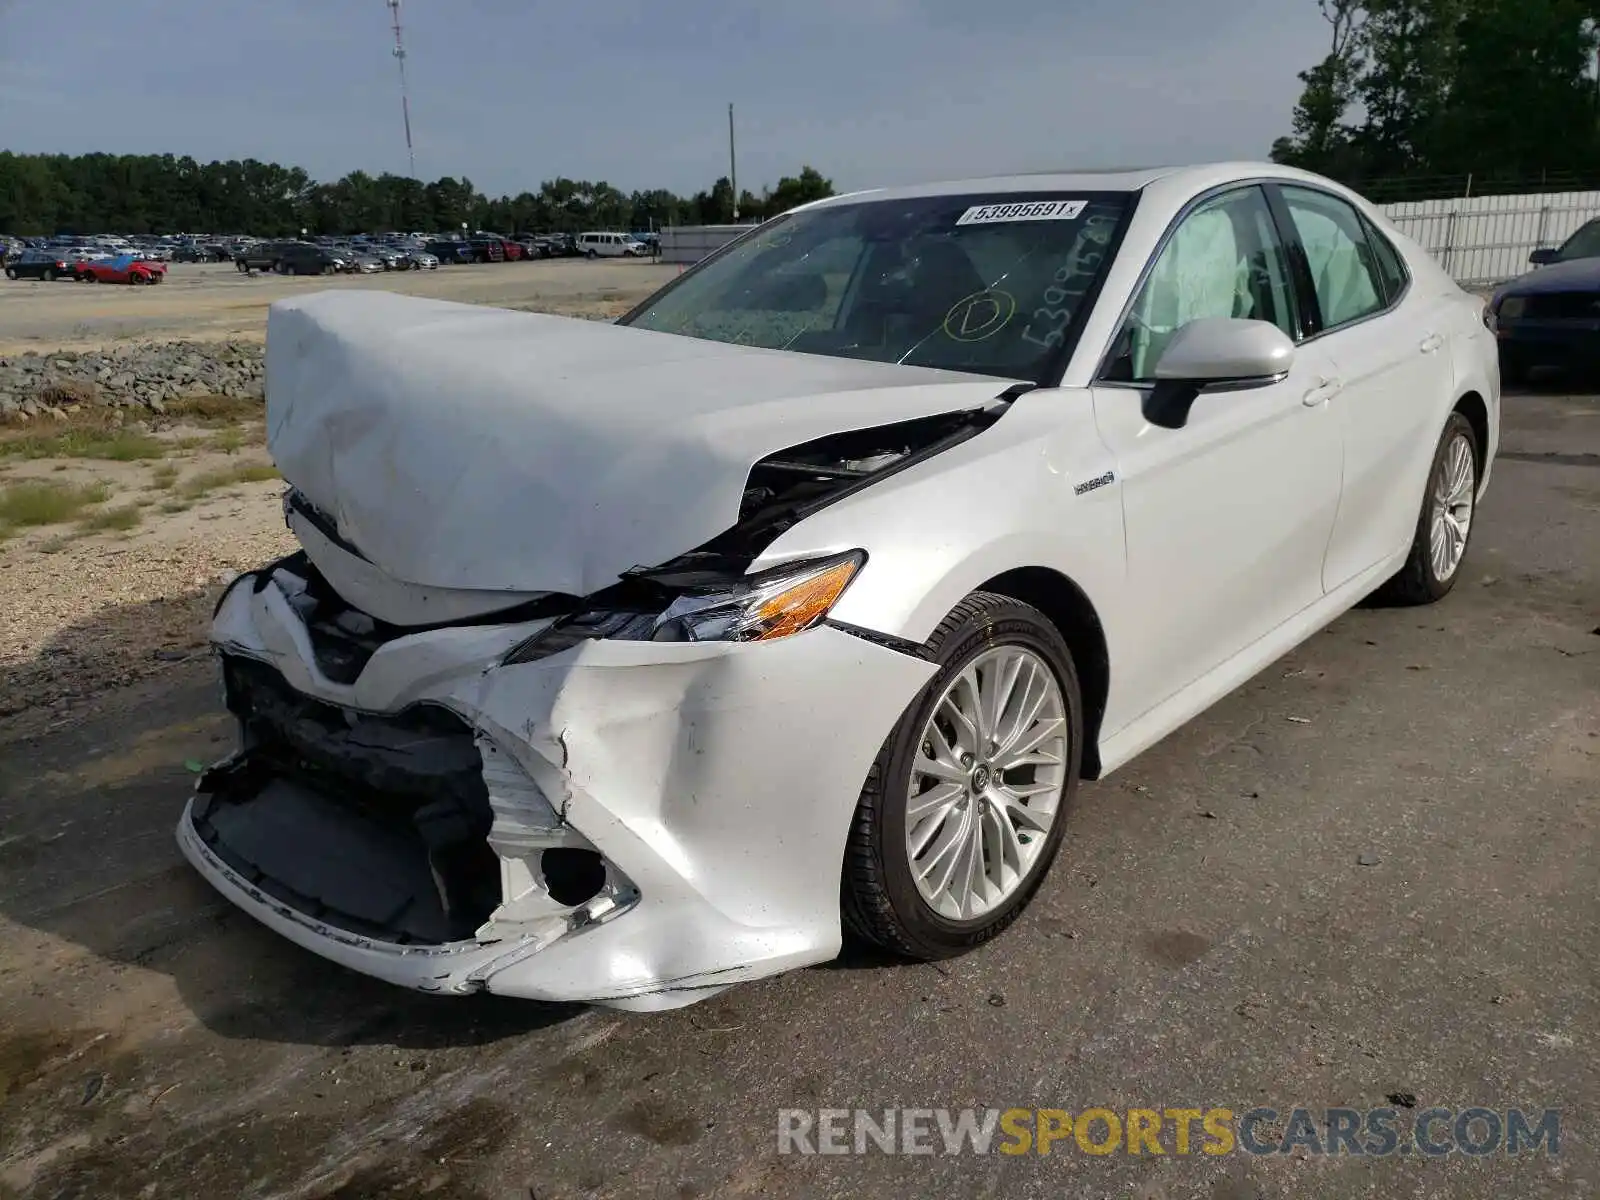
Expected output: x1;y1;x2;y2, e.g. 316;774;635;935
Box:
178;566;936;1010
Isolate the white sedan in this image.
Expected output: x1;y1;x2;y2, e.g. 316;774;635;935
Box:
179;162;1498;1009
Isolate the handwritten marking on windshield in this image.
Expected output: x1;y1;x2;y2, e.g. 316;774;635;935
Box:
943;290;1017;342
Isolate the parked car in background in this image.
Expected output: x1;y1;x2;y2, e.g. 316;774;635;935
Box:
466;236;505;263
4;249;77;281
236;241;295;273
424;239;472;264
405;250;440;270
76;254;167;284
542;233;580;258
1489;217;1600;383
367;246;408;271
274;244;346;275
577;231;648;258
349;253;385;274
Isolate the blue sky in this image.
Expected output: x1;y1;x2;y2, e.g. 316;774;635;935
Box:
0;0;1331;197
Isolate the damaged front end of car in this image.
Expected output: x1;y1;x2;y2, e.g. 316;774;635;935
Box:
177;395;1024;1009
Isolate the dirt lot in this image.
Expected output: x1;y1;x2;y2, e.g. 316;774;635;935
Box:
0;259;679;353
0;261;1596;1199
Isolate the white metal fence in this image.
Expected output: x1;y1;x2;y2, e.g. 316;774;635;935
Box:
1379;190;1600;286
658;223;753;265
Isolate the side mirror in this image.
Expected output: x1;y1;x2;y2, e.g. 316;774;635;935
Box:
1144;317;1296;430
1529;248;1558;266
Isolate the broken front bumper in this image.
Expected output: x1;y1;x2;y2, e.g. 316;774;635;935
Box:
178;566;934;1010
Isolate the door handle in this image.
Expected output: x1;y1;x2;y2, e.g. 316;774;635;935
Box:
1302;376;1343;407
1419;332;1444;354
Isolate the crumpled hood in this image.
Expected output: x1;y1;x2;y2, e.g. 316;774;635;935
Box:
266;291;1008;597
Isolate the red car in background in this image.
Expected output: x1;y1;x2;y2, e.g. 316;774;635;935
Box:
499;239;523;261
77;255;167;285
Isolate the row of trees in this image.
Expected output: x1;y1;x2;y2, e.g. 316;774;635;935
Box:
1272;0;1600;196
0;153;836;237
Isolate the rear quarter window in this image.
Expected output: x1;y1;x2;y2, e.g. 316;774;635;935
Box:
1364;221;1410;304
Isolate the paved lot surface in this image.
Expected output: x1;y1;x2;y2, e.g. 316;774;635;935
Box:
0;387;1596;1200
0;259;679;353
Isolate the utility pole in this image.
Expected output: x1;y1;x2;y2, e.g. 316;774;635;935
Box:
729;103;738;222
386;0;416;178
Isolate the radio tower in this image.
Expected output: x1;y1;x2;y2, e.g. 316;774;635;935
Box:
386;0;416;177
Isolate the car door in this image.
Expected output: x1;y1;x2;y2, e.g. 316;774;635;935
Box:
1090;184;1344;712
1272;184;1452;591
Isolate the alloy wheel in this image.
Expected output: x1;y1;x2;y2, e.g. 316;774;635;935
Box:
1429;431;1476;581
904;645;1069;920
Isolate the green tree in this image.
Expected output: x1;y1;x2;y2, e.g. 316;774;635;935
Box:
1273;0;1600;188
765;166;834;215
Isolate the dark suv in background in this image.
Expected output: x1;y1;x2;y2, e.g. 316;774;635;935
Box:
274;243;348;275
235;241;296;273
424;239;473;264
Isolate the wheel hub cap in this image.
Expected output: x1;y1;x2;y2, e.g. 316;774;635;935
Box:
904;645;1069;921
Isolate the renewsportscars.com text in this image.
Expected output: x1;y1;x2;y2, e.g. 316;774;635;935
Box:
777;1106;1561;1157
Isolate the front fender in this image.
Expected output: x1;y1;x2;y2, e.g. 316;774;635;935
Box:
751;388;1131;686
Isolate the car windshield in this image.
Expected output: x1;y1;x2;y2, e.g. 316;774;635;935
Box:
1558;221;1600;261
621;191;1132;382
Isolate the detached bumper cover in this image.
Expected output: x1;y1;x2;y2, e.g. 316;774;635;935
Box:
180;569;934;1009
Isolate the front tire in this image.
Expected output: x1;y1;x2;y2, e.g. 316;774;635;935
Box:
842;593;1082;959
1374;411;1479;605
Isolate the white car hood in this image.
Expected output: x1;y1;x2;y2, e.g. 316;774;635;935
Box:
266;291;1008;599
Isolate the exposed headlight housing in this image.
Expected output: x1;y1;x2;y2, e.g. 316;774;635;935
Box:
504;551;865;664
1498;295;1526;322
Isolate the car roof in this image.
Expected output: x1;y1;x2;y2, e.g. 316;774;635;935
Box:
803;161;1367;209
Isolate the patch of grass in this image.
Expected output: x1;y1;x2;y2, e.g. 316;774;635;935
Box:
37;533;78;553
158;499;194;514
75;504;143;535
0;427;165;462
147;462;180;490
210;427;245;455
177;462;279;500
173;436;209;452
164;394;262;423
0;480;112;529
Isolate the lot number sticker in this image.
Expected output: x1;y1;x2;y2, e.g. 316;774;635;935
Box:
956;200;1088;226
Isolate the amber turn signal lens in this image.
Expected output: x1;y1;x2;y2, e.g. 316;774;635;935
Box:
748;559;861;641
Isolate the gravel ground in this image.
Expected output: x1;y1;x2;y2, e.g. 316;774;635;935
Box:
0;258;677;354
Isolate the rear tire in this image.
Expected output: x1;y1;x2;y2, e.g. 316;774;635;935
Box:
3;267;15;280
841;592;1082;960
44;268;57;282
1373;411;1480;606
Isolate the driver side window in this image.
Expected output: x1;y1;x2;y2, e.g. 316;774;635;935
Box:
1106;186;1298;383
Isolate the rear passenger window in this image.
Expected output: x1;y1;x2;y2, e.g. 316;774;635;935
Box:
1280;186;1385;330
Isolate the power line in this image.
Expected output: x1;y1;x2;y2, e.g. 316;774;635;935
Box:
385;0;416;178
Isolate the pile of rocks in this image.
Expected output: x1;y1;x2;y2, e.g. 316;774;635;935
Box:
0;340;265;420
